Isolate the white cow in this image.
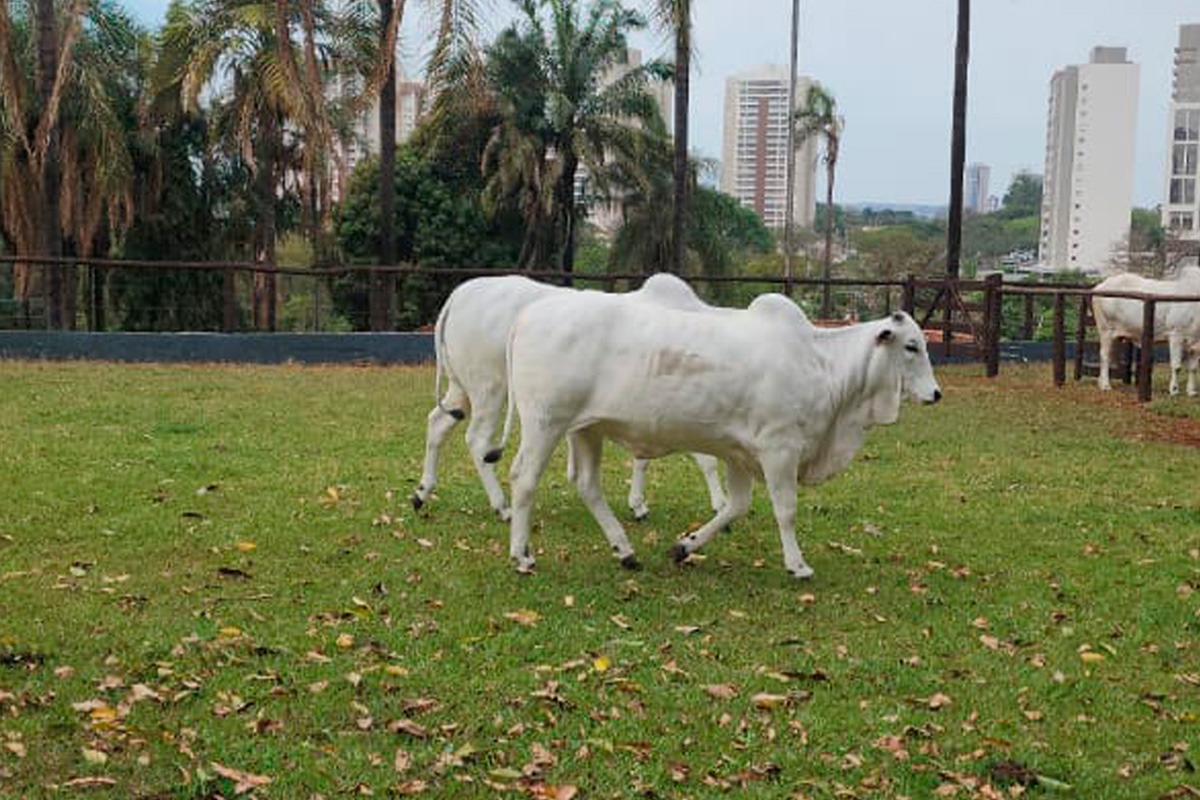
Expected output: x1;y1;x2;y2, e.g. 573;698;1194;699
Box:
493;292;941;578
412;274;726;519
1092;266;1200;396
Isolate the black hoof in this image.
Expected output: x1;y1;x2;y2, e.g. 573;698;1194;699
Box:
448;408;465;421
620;554;642;571
632;511;649;523
483;448;503;464
411;493;424;511
670;542;689;564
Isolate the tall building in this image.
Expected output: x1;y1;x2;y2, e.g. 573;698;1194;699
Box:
1162;23;1200;243
965;163;990;214
719;65;817;230
329;65;426;202
1038;47;1139;274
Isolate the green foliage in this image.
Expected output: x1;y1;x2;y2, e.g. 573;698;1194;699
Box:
999;172;1043;219
333;150;519;329
1;362;1198;799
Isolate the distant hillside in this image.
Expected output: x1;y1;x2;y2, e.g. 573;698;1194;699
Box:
842;202;947;220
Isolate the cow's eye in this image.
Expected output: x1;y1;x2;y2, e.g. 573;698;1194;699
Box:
904;343;920;354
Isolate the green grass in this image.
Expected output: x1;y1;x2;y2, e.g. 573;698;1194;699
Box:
1;361;1198;799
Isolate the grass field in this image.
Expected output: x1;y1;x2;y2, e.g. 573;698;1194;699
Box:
1;361;1198;799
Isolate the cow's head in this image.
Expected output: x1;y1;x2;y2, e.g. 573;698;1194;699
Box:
869;312;942;423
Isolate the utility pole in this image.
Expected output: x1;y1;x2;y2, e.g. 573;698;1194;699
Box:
783;0;801;292
946;0;970;278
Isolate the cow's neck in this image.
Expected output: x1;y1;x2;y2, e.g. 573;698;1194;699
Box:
799;321;899;485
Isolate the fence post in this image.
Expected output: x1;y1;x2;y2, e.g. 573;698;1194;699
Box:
902;274;916;316
984;273;1001;377
1052;292;1066;387
1072;293;1089;381
1138;299;1156;402
223;266;237;332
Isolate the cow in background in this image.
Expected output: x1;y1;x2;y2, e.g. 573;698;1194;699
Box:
412;274;726;520
494;291;941;579
1092;266;1200;396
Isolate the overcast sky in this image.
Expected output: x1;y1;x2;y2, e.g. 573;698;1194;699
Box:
125;0;1198;208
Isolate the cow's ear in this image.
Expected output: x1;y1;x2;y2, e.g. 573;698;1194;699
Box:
876;328;893;345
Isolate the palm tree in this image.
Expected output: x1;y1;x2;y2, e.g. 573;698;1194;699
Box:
794;82;842;318
157;0;367;328
648;0;690;275
1;0;138;328
481;0;669;274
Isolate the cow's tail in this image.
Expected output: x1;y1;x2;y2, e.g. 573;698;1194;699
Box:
433;293;464;421
483;321;518;465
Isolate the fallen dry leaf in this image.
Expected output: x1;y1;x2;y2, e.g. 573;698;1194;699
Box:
504;609;542;627
703;684;739;701
211;761;272;794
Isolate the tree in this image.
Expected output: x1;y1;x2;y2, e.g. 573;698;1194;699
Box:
999;172;1043;219
481;0;669;274
648;0;690;275
0;0;139;328
794;82;843;317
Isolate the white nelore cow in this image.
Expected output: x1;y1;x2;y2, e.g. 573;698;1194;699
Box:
1092;266;1200;396
412;274;726;520
492;291;941;578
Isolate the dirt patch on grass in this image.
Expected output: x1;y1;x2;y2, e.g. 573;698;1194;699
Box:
1069;386;1200;448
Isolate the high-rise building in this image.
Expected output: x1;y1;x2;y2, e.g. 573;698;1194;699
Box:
329;65;426;203
1038;47;1139;274
965;163;990;214
719;65;817;230
1162;23;1200;243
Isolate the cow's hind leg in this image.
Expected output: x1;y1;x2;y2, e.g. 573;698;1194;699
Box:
1097;332;1113;391
570;432;640;568
413;383;468;511
507;427;560;573
464;388;510;520
670;462;752;564
1187;349;1199;397
692;453;727;513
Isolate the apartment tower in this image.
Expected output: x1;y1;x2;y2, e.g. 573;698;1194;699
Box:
719;65;817;230
1038;47;1139;274
965;163;990;214
1162;23;1200;243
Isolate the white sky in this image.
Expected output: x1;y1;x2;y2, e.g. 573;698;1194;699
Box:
126;0;1198;208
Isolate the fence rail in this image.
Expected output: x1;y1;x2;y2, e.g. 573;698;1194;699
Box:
4;255;1200;401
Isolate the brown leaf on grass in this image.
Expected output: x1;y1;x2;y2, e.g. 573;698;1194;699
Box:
210;761;272;794
912;692;953;710
4;741;26;758
401;698;441;715
525;783;578;800
393;748;412;774
393;779;428;794
60;776;118;789
703;684;739;701
504;609;542;627
387;719;428;739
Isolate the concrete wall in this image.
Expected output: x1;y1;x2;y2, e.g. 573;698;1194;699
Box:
0;332;435;365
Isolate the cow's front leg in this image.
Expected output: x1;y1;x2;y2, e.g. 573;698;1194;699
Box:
628;458;651;521
761;452;812;579
670;462;751;563
507;431;559;573
1167;335;1188;396
1187;351;1199;397
570;432;639;568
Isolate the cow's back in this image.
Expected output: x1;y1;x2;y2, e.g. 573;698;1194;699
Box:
438;276;565;389
1093;272;1200;341
509;291;816;458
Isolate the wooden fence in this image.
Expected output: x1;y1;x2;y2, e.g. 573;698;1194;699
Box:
2;255;1199;401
